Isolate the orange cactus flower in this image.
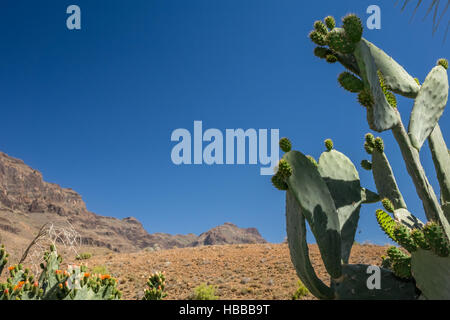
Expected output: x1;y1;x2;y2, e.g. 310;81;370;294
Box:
8;266;15;271
33;282;39;287
58;283;63;289
101;274;111;280
84;273;90;278
13;281;25;291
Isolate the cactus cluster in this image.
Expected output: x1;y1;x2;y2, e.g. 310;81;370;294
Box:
0;244;121;300
273;13;450;300
143;272;167;300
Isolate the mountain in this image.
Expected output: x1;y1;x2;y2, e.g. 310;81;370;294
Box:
0;151;266;256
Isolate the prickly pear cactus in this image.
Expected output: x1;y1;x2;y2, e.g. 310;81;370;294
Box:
273;13;450;300
0;244;122;300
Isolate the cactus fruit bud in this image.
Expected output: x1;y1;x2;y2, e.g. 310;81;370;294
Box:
277;159;293;179
324;16;336;30
437;58;449;70
393;224;418;253
325;54;338;63
279;137;292;153
342;14;363;43
314;21;328;35
324;139;334;151
357;88;374;108
381;198;395;213
410;229;430;250
309;30;327;46
306;155;318;167
361;160;372;170
378;71;397;108
314;47;332;59
365;133;375;145
376;209;397;242
50;244;56;252
326;28;355;54
364;142;374;155
338;72;364;93
374;137;384;153
422;222;450;257
271;174;288;191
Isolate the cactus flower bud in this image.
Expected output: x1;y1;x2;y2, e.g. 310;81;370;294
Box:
437;58;448;70
324;139;334;151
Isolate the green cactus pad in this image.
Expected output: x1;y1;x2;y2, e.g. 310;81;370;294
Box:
428;125;450;204
318;149;363;263
342;14;363;43
361;160;372;170
411;229;430;250
376;210;397;242
309;30;327;46
437;58;449;70
408;65;449;150
354;40;400;132
361;188;380;204
362;39;420;98
333;264;416;299
411;249;450;299
422;222;450;257
326;28;355;54
371;151;407;210
277;159;293;179
357;88;374;108
314;20;328;35
306;155;318;168
378;71;397;108
393;224;418;253
279;137;292;153
381;198;394;213
283;150;342;279
324;139;334;151
335;52;361;76
285;191;335;299
314;47;332;60
324;16;336;30
271;173;288;191
326;54;338;63
338;72;364;93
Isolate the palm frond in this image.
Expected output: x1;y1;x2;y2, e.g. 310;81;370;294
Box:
395;0;450;42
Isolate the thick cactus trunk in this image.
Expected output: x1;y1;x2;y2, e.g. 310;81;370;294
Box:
391;120;450;238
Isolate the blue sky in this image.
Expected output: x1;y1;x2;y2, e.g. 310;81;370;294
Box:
0;1;448;244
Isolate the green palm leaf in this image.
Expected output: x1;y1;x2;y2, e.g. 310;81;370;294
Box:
395;0;449;42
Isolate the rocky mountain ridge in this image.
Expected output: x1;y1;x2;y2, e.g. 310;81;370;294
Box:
0;151;266;254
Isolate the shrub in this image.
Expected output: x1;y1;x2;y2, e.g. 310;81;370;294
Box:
191;283;218;300
75;252;92;260
292;280;310;300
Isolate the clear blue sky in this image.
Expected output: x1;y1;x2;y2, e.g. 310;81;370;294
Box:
0;1;448;244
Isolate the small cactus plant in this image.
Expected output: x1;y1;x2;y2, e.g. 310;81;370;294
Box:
0;244;121;300
143;272;167;300
271;12;450;300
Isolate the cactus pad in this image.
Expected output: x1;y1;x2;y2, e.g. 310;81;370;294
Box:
409;65;449;150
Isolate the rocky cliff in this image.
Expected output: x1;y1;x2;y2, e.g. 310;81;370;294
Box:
0;152;266;254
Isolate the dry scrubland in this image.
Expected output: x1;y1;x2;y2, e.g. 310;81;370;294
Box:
79;243;389;300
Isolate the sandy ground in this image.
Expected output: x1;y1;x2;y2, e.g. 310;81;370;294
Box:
78;243;390;300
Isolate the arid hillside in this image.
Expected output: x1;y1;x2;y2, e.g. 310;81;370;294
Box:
0;151;266;259
84;243;389;300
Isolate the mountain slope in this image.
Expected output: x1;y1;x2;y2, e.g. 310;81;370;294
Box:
0;151;266;255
